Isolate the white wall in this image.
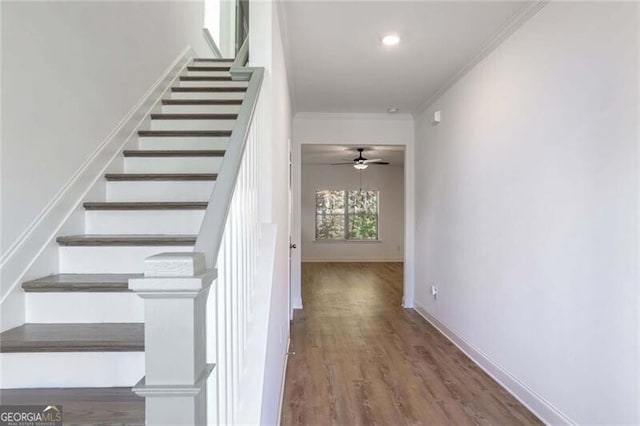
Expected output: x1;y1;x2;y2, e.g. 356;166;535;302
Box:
250;1;292;424
301;164;404;262
414;2;639;424
292;113;416;308
1;1;207;254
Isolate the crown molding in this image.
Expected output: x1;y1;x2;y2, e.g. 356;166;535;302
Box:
415;1;550;116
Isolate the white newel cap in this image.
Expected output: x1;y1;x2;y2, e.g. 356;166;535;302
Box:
128;252;216;294
144;252;206;277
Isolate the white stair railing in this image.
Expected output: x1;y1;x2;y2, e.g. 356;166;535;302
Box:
206;75;264;424
130;36;269;424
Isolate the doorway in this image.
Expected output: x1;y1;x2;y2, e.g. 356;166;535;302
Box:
291;142;414;312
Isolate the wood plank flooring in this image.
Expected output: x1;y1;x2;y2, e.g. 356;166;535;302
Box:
0;387;144;425
281;262;542;426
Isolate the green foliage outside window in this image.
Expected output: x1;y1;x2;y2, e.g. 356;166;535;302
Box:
315;190;379;240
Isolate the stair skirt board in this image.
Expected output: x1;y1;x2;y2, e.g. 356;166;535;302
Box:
0;352;144;388
85;210;205;234
59;246;193;274
26;293;143;323
106;181;215;202
123;156;224;174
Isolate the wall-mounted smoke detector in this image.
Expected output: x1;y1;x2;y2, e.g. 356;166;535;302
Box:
387;107;399;114
382;34;400;46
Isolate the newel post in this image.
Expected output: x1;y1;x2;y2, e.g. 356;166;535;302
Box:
129;252;215;425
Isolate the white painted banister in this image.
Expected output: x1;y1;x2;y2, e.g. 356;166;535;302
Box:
193;64;263;268
203;28;223;58
129;253;216;424
231;35;249;69
201;63;268;423
131;52;269;424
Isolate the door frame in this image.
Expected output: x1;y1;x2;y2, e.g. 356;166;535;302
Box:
290;129;415;311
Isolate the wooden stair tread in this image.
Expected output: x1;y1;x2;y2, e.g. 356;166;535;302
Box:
0;323;144;352
171;86;247;92
187;65;231;71
162;99;242;105
192;58;234;62
180;76;233;81
22;273;140;292
0;387;144;425
150;113;238;120
123;149;225;157
138;130;232;137
84;201;208;210
105;173;217;181
56;234;197;246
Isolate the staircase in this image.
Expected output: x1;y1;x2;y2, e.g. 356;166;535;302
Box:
0;58;248;422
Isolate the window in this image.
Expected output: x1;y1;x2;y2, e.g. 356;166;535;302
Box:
315;190;379;240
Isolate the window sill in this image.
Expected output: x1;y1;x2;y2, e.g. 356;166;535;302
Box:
313;239;382;243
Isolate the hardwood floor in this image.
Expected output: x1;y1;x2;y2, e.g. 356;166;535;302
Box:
281;262;542;426
0;387;144;425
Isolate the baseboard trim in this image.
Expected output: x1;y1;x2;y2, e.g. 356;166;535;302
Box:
302;259;404;263
413;303;575;425
277;337;291;425
292;297;303;310
0;46;194;309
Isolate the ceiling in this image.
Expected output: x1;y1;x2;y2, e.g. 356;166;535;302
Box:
302;145;405;166
280;1;534;113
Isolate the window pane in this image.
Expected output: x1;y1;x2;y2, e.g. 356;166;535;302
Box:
316;190;345;214
316;214;345;239
347;190;378;214
348;214;378;240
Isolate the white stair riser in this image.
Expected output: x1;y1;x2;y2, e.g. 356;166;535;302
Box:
178;80;248;88
59;246;193;273
86;210;205;234
161;104;241;114
150;119;236;131
184;70;231;77
107;181;215;202
138;136;228;151
26;293;143;323
123;157;223;173
170;91;245;100
0;352;143;388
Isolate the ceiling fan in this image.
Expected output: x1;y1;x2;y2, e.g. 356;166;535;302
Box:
331;148;389;170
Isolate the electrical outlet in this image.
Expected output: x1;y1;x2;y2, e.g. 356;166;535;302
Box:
431;285;438;300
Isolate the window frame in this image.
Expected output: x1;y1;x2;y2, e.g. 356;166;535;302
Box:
315;189;380;241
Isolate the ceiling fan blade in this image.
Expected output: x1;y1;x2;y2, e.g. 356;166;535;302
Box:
363;158;383;163
368;161;390;165
330;162;356;165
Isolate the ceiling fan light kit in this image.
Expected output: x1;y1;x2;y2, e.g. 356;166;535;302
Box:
330;148;390;169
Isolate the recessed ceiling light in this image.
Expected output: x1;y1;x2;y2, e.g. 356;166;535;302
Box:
388;107;399;113
382;34;400;46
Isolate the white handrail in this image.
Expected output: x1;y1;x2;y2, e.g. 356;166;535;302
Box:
194;65;264;268
203;27;223;58
231;35;249;69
